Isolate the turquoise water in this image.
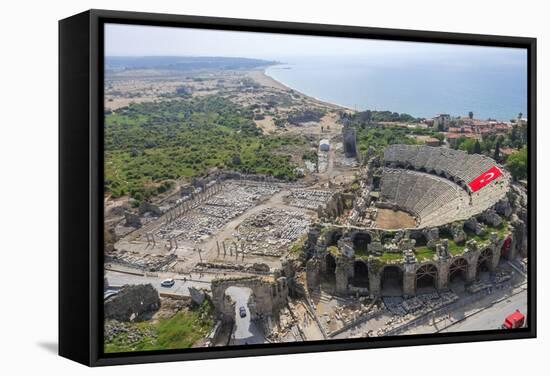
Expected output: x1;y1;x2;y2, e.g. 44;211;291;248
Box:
265;52;527;121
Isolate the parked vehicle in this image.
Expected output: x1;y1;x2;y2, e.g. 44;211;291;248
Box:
239;306;247;318
502;310;525;329
160;278;175;287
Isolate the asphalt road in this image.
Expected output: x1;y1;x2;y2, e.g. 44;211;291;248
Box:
225;286;266;345
440;288;528;333
105;270;212;296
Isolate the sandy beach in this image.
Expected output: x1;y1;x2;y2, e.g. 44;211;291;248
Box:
249;67;354;112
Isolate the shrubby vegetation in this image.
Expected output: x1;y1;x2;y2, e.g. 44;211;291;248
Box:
104;300;214;353
449;137;482;155
341;110;420;124
355;125;418;154
506;146;528;181
350;124;441;155
104;96;305;200
338;110;437;155
287;109;324;125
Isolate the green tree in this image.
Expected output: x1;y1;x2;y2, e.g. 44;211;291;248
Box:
494;140;501;161
468;111;474;119
506;147;527;180
474;140;482;154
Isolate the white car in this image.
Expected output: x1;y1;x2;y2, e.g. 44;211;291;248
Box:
160;278;175;287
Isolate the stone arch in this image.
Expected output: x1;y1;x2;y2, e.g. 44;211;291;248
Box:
381;265;403;296
438;226;453;240
410;232;428;247
325;229;343;247
416;263;438;289
352;232;372;252
449;257;468;283
352;260;369;288
477;248;493;274
325;253;336;279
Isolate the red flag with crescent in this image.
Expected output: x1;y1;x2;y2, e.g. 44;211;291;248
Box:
468;166;502;192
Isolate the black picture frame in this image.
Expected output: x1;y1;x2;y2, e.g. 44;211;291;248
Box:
59;9;537;367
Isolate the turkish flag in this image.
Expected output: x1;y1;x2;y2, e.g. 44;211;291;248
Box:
468;166;502;192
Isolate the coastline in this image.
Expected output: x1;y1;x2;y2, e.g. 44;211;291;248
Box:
249;66;355;112
256;65;523;122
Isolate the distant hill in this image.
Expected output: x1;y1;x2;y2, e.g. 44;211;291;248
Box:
105;56;278;71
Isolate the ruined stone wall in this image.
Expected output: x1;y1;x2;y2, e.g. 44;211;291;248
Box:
211;276;288;322
343;126;357;158
104;284;160;322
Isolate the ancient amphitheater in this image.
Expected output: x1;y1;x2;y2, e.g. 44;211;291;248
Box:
379;144;510;228
305;144;527;297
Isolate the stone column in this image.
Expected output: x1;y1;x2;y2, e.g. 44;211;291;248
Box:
306;258;321;290
403;263;416;296
436;260;450;290
488;234;501;271
368;271;381;296
489;248;499;273
335;258;352;295
465;254;478;284
506;236;518;261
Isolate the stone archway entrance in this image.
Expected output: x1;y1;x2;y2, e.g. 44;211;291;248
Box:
416;263;438;291
326;230;342;247
410;232;428;247
381;265;403;296
449;258;468;283
325;253;336;281
352;232;371;253
352;260;369;288
477;248;493;281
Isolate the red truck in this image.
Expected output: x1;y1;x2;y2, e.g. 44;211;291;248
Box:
502;310;525;329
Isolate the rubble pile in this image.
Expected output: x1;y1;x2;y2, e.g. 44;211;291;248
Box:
267;306;302;342
493;269;513;284
106;249;177;272
287;189;333;210
235;208;311;257
194;261;271;274
383;291;459;316
331;299;379;324
104;320;156;344
337;157;359;168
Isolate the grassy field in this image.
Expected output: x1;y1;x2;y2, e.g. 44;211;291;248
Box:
104;301;214;353
414;246;435;262
378;252;404;262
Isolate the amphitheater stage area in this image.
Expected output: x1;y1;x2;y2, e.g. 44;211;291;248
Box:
374;208;416;229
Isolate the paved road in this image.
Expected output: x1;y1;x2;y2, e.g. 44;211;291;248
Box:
105;270;212;297
440;288;527;333
225;286;266;345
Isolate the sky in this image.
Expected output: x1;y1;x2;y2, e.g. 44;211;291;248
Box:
105;23;527;63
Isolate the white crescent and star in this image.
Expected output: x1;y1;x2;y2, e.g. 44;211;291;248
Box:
479;172;495;184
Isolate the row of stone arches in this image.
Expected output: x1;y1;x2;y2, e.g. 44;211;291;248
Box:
325;229;373;251
324;246;498;296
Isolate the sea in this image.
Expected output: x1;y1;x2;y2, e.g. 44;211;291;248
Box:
265;51;527;121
